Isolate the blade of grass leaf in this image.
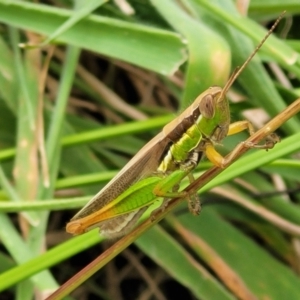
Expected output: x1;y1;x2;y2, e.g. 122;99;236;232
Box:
0;165;39;225
45;47;81;171
0;230;100;292
0;115;173;162
41;0;108;46
0;212;58;291
136;226;236;300
0;0;187;75
151;0;231;106
195;0;300;72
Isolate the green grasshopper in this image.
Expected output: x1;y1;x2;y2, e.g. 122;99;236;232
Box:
66;16;282;238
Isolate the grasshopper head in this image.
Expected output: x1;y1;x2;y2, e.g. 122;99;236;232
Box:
196;86;230;143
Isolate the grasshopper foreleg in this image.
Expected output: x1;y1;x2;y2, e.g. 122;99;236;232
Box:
205;121;280;168
228;121;280;149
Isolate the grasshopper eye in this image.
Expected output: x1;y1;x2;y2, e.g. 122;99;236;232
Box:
199;94;215;119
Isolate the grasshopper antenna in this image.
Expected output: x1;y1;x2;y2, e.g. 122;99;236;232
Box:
219;11;285;100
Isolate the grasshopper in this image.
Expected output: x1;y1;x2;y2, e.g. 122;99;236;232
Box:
66;15;282;238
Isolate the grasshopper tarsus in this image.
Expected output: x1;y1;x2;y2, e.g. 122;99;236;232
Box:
243;132;280;150
262;133;281;151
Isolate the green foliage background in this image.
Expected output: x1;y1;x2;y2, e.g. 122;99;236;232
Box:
0;0;300;299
